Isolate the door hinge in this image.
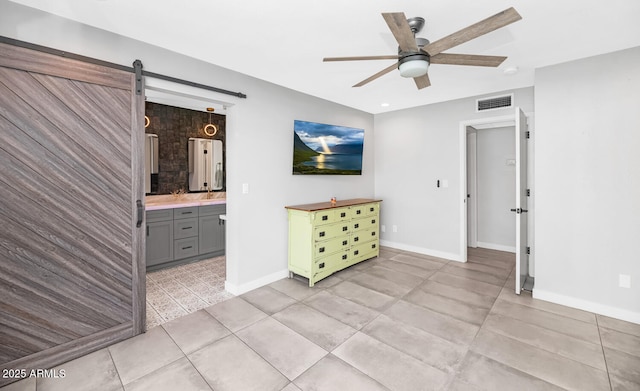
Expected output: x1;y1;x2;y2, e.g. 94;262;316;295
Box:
527;189;530;197
526;130;530;139
527;246;531;255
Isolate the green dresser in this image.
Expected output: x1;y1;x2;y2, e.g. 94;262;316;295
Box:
286;198;381;287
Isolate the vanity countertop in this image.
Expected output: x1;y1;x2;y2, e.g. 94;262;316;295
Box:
145;193;226;211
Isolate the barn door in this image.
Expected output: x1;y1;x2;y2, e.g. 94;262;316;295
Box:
0;41;145;386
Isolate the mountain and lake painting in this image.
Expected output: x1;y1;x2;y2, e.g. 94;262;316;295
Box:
292;120;364;175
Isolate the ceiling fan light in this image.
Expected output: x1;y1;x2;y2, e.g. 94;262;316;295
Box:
398;59;429;78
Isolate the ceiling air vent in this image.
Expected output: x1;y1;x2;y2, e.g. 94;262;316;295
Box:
476;94;513;112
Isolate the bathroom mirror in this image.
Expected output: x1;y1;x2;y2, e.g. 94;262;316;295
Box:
145;101;225;195
188;138;223;191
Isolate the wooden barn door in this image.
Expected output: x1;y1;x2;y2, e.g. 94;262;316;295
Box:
0;42;145;386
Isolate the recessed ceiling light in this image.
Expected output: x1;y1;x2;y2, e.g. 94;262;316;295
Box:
381;103;390;107
503;66;519;75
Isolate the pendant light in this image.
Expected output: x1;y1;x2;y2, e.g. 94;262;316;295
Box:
204;107;218;136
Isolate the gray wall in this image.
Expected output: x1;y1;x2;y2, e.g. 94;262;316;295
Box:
0;1;375;293
374;88;534;260
476;126;516;251
534;46;640;322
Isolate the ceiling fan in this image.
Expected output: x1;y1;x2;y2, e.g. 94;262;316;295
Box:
323;7;522;89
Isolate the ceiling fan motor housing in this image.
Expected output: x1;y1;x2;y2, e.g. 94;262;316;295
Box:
397;37;430;77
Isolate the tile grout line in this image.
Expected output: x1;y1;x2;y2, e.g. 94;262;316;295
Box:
595;315;614;391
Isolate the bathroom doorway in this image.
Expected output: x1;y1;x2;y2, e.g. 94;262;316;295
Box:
143;80;235;328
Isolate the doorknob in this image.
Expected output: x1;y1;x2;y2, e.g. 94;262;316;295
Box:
510;208;517;212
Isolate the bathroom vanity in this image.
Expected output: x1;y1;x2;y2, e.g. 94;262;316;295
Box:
146;200;226;271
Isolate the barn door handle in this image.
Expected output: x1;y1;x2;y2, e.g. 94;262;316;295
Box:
136;200;143;227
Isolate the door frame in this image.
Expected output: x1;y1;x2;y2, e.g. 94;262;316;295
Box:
459;110;533;266
466;128;478;248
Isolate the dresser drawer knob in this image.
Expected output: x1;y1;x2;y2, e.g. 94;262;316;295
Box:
354;223;359;229
370;207;374;212
182;226;192;230
372;219;376;224
342;226;348;231
319;231;325;237
372;243;376;249
356;210;361;214
354;250;359;255
371;231;376;236
319;247;325;253
319;262;325;269
354;237;359;242
342;240;348;246
342;254;347;260
340;212;346;217
322;215;328;221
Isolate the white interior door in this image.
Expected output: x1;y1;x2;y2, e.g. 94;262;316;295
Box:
515;107;529;294
466;129;478;247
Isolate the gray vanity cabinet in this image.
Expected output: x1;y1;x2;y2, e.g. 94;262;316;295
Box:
198;204;226;255
146;209;174;267
145;204;226;270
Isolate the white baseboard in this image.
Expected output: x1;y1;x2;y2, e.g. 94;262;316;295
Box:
476;241;516;253
533;289;640;325
380;240;462;262
225;268;289;296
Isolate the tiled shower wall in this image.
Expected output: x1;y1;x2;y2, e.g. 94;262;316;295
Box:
145;102;226;195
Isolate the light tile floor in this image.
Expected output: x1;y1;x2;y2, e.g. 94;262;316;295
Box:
145;256;234;329
3;247;640;391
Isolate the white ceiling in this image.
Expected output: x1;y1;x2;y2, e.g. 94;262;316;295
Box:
8;0;640;114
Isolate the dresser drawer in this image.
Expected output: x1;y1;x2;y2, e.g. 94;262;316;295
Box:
349;203;378;219
314;236;350;258
351;228;378;245
174;217;198;239
174;206;199;220
314;250;349;274
313;221;351;241
311;209;338;226
351;216;379;232
351;240;378;259
174;237;199;259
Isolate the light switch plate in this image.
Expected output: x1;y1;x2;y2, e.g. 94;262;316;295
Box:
242;183;249;194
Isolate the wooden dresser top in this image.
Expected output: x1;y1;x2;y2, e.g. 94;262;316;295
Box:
285;198;381;212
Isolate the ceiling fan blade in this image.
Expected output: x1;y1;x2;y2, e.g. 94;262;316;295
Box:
382;12;419;52
353;62;398;87
414;73;431;89
323;55;398;62
423;7;522;56
430;53;507;67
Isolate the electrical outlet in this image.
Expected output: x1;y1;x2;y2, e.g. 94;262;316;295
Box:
242;183;249;194
619;274;631;288
392;225;398;233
